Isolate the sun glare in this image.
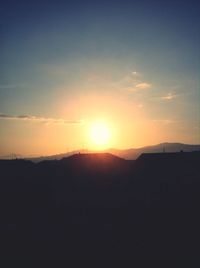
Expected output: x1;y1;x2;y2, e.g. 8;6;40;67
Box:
89;121;111;148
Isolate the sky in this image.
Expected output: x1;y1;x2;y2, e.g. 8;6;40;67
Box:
0;0;200;156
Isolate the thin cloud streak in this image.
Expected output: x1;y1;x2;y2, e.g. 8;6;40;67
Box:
135;83;151;90
0;114;83;125
161;92;177;100
128;82;152;92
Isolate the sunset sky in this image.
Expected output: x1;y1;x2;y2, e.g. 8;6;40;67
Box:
0;0;200;156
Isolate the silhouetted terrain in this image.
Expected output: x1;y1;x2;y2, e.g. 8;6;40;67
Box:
0;152;200;266
109;142;200;159
21;142;200;162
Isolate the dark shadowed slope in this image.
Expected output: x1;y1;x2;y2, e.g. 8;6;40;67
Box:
0;151;200;266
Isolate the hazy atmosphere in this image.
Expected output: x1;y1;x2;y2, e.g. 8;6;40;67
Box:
1;1;200;265
1;0;199;156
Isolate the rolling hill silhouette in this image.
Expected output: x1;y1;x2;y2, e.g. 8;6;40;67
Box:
23;142;200;162
0;151;200;265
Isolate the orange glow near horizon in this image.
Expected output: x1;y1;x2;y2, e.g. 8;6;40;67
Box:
0;90;199;157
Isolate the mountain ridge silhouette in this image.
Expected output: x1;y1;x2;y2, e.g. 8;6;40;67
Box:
22;142;200;162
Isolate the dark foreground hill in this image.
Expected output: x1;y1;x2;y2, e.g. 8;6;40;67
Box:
0;152;200;266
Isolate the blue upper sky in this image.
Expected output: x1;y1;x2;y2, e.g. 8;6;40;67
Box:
0;0;199;155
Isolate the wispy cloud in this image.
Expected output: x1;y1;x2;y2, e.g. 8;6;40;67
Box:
127;82;152;93
132;71;138;75
161;92;177;100
131;71;141;77
114;70;152;94
135;82;151;90
0;114;83;125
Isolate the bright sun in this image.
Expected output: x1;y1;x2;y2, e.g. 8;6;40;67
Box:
90;121;111;148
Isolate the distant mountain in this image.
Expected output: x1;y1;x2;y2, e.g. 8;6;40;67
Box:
0;153;23;160
26;142;200;162
107;142;200;159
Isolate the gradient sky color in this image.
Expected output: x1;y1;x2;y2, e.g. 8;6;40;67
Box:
0;0;200;156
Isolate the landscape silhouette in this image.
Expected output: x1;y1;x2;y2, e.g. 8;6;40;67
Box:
1;148;200;266
1;0;200;266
